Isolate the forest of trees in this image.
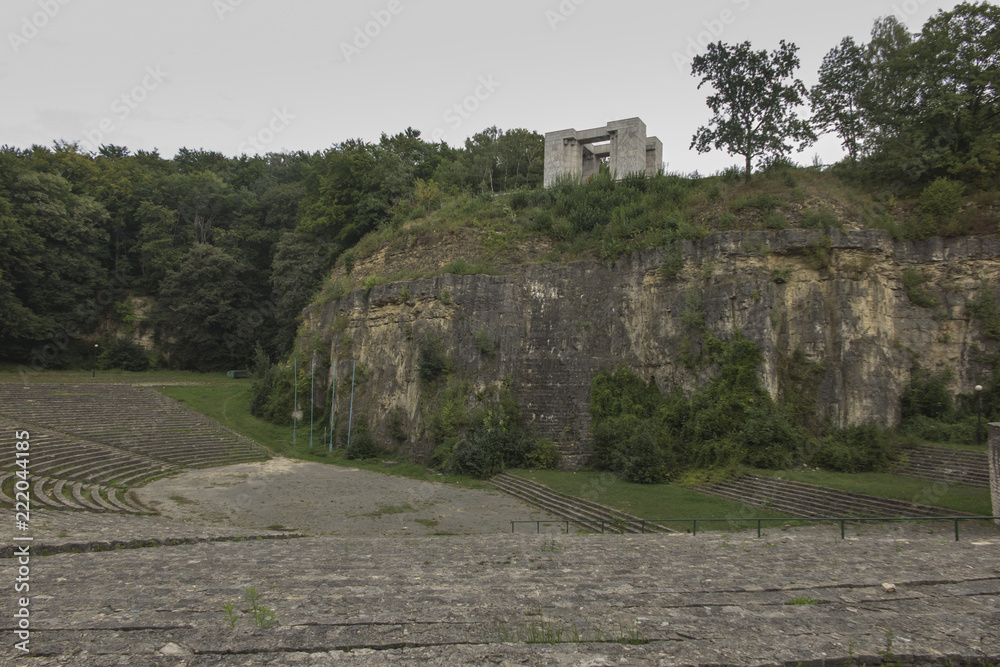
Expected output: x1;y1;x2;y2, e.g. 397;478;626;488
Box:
1;2;996;374
0;127;544;372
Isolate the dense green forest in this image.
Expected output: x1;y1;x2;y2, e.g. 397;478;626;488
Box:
0;127;544;372
1;2;997;381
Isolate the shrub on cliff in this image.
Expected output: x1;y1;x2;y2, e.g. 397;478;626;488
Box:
344;418;384;460
249;346;295;426
901;366;954;421
810;423;894;472
588;334;800;481
418;336;454;384
96;336;150;372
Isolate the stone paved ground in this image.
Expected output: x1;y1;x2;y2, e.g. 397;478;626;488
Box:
1;523;998;665
1;459;998;665
135;458;555;536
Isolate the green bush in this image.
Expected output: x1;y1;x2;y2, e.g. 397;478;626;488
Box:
618;426;670;484
919;178;964;219
525;439;561;470
729;193;779;214
451;432;504;479
589;414;645;471
508;188;531;210
899;414;978;446
474;328;496;355
451;408;533;478
967;284;1000;340
249;365;295;426
426;437;459;470
426;379;469;441
811;424;894;472
902;366;954;420
96;337;150;372
659;243;684;280
386;409;407;442
800;208;839;229
901;268;938;308
589;368;661;424
417;337;452;384
345;419;383;460
341;250;355;275
588;335;799;480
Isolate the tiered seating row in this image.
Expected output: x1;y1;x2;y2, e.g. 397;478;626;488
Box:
0;383;271;515
0;384;268;469
0;419;177;488
0;471;149;514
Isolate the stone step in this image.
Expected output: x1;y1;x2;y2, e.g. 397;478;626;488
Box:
700;474;972;519
52;479;86;511
491;477;628;532
723;476;930;516
491;472;672;534
709;476;945;518
0;472;14;505
892;446;990;489
70;482;106;512
32;478;65;510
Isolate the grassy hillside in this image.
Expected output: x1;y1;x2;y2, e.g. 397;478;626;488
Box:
311;166;1000;304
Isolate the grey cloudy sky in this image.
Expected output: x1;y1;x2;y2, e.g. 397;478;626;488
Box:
1;0;967;174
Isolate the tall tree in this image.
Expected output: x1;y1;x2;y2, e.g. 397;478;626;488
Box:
911;1;1000;186
810;37;868;164
690;40;815;181
858;16;918;159
150;244;259;370
0;153;109;361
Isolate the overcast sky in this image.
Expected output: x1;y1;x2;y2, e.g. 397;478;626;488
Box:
1;0;968;174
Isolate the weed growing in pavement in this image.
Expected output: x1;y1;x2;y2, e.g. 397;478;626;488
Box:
786;596;819;606
245;586;278;628
538;536;564;552
222;602;239;628
222;586;279;629
879;627;899;666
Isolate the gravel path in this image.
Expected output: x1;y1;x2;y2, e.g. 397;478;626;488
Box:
136;457;555;536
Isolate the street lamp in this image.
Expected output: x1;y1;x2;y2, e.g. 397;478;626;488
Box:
92;343;99;378
975;384;984;446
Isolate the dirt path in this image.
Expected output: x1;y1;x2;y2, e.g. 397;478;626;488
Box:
137;457;554;536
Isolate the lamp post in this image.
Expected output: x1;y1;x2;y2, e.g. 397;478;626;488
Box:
92;344;98;378
976;384;984;446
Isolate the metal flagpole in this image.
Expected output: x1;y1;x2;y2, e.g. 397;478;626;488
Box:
346;359;356;455
292;357;297;445
329;359;337;452
309;354;315;449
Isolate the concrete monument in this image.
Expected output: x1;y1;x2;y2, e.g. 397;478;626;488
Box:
544;118;663;187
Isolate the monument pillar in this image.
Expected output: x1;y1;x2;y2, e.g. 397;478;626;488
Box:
544;129;582;187
607;118;647;179
544;118;662;187
990;423;1000;524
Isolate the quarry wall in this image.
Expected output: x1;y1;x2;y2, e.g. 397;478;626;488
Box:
301;229;1000;465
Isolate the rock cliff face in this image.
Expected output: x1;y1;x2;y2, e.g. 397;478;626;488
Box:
301;229;1000;465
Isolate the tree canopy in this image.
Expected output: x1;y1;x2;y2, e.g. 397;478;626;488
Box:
690;40;815;181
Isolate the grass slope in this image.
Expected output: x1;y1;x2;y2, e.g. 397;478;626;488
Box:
158;383;488;490
512;469;805;532
755;469;992;516
1;370;991;528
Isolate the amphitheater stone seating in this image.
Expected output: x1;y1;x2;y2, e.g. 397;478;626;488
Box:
0;384;270;515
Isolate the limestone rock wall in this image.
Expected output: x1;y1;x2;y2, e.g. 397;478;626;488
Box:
301;229;1000;464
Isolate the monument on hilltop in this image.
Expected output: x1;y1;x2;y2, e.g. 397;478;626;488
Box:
543;118;663;187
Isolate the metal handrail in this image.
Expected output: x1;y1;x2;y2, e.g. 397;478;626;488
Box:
511;516;1000;541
